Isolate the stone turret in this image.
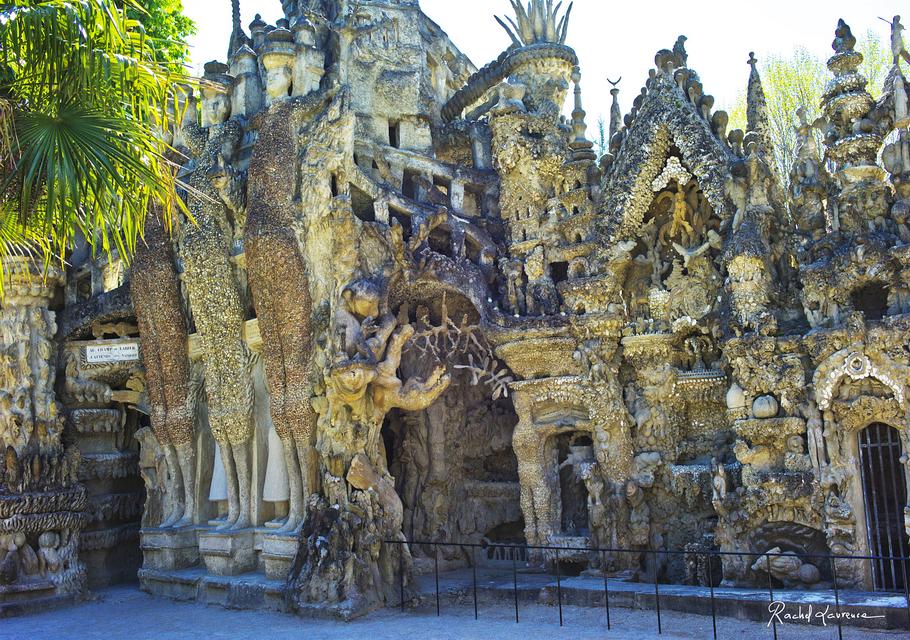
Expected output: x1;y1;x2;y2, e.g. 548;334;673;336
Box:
821;20;889;232
200;61;234;127
724;54;779;337
494;0;577;121
230;45;262;118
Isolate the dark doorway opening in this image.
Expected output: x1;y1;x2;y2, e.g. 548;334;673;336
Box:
556;433;591;537
859;422;910;591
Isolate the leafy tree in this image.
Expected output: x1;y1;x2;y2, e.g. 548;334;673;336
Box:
126;0;196;69
727;30;898;179
0;0;190;272
595;115;607;157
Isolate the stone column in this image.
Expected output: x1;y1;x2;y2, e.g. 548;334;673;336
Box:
0;257;87;612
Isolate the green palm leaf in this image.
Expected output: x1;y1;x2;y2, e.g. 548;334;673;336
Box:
0;0;191;290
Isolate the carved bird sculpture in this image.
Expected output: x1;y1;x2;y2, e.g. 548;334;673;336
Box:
672;230;722;268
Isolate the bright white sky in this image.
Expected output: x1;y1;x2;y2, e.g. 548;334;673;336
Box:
185;0;900;123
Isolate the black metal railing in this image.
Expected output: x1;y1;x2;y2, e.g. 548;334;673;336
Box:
385;539;910;640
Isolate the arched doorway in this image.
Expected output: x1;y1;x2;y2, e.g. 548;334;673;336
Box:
858;423;910;591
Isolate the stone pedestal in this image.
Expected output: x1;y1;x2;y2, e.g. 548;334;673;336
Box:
260;533;298;580
198;529;256;576
0;579;67;617
140;527;201;571
0;580;55;605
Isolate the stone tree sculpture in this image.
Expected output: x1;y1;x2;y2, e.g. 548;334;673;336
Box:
289;278;451;613
132;210;196;528
245;96;319;534
179;65;255;531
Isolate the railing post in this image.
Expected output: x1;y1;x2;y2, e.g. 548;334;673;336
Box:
707;553;717;640
399;541;405;613
653;549;662;635
601;550;611;631
472;545;478;621
555;548;563;627
434;544;440;617
902;552;910;626
386;539;910;637
512;547;519;623
766;555;778;640
830;555;843;640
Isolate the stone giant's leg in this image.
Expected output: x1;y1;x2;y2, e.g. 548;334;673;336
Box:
278;441;304;533
161;446;185;528
218;442;239;531
175;442;197;528
232;442;252;530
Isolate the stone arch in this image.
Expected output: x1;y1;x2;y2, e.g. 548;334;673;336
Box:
748;522;832;582
598;82;733;244
814;349;909;411
568;257;588;279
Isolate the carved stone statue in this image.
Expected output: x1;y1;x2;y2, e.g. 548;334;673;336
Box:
751;547;821;587
887;16;910;66
710;458;727;504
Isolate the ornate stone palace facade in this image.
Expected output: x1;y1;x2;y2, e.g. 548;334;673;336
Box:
2;0;910;618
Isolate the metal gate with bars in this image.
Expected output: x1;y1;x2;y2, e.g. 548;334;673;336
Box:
859;422;910;591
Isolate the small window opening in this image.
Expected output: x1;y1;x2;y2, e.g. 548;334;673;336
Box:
76;272;93;302
463;186;483;217
402;170;419;200
389;120;401;148
852;282;889;321
390;207;412;242
428;228;453;257
351;185;376;223
432;176;452;207
550;261;570;285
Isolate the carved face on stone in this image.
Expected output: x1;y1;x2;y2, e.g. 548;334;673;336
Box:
342;281;382;320
262;54;293;104
625;480;643;505
207;162;230;191
201;89;231;127
38;532;58;549
328;361;377;400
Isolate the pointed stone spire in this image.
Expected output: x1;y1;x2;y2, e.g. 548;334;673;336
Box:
746;52;772;152
569;66;597;161
227;0;248;59
608;77;622;142
280;0;299;20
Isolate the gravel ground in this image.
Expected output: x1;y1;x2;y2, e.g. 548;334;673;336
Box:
2;585;906;640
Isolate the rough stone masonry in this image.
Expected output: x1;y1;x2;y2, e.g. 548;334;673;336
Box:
2;0;910;623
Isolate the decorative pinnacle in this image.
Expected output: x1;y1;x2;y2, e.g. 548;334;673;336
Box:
746;52;772;158
495;0;574;47
569;65;595;160
608;76;622;142
832;19;857;54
